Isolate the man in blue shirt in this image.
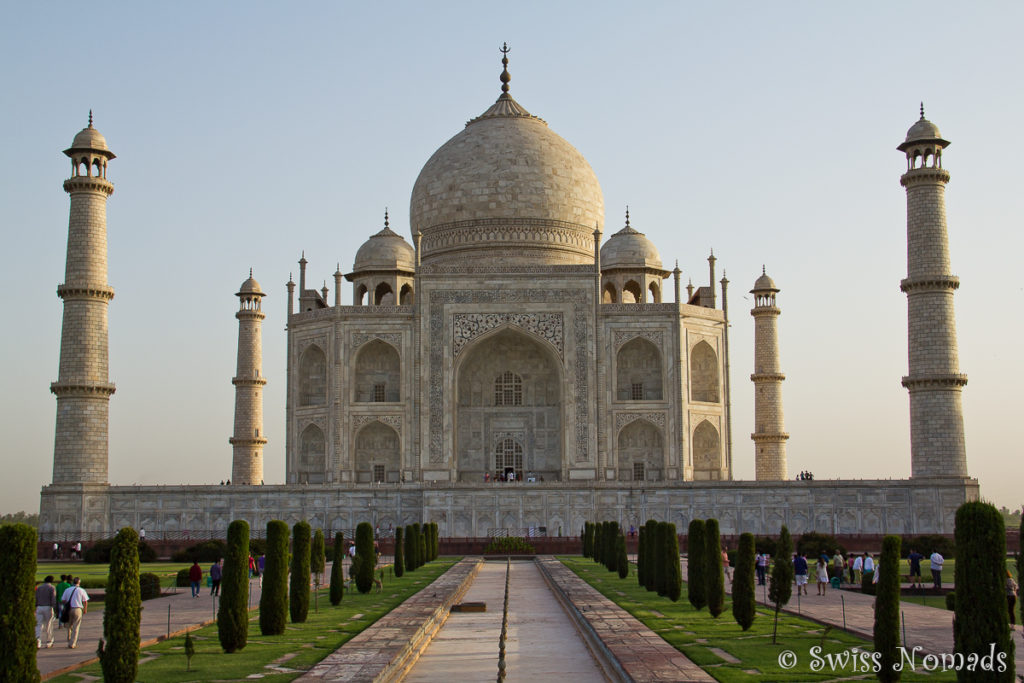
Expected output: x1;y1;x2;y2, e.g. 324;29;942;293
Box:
793;553;809;596
907;549;924;589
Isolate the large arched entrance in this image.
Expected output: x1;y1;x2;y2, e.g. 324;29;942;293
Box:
454;327;563;482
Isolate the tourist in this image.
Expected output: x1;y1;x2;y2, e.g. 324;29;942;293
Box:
721;548;732;582
75;541;82;559
248;554;256;578
929;550;944;589
851;553;863;584
52;542;59;560
60;577;89;649
816;558;829;596
862;552;874;578
907;548;924;588
832;551;845;584
139;528;146;542
793;553;809;595
189;560;203;598
1007;569;1019;627
258;554;266;587
54;575;71;630
210;558;223;596
35;575;57;649
756;553;768;585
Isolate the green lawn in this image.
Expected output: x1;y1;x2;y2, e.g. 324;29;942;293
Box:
560;557;956;682
36;562;193;589
47;558;457;683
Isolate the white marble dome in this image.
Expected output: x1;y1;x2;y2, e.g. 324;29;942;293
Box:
600;219;662;271
353;225;415;273
410;92;604;267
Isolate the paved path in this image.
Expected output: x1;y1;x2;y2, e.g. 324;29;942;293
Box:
39;579;263;680
405;560;607;682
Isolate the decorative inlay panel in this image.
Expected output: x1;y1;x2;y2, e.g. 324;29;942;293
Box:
453;313;563;359
296;335;328;357
353;415;402;431
352;332;403;350
613;330;664;349
614;412;667;432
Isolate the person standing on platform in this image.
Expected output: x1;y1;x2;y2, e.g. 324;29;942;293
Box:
60;577;89;649
35;575;57;649
210;558;223;596
929;550;944;589
189;560;203;598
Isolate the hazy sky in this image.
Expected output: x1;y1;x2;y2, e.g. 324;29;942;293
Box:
3;3;1021;514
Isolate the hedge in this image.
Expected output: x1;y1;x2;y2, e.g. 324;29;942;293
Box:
84;536;157;564
329;532;344;606
139;573;161;601
289;521;311;623
732;533;756;630
664;523;682;602
873;535;902;682
310;528;326;582
393;527;405;578
100;527;141;683
0;523;39;683
355;522;376;593
644;519;658;593
687;519;706;609
483;537;535;554
616;531;628;579
170;539;227;563
704;518;724;618
259;520;289;635
217;520;249;652
769;525;794;643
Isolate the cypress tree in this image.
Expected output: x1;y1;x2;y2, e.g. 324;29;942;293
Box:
394;527;405;578
593;522;603;566
355;522;376;593
687;519;706;609
404;524;415;572
259;520;289;635
606;522;619;571
310;529;326;585
412;523;423;569
644;519;658;592
289;521;311;623
429;522;438;561
654;522;668;596
100;527;141;683
665;523;682;602
581;522;590;558
732;532;756;631
637;526;646;588
418;531;426;568
874;535;902;682
769;525;794;644
218;520;250;652
0;524;38;683
705;518;724;618
587;522;595;559
616;531;628;579
953;501;1014;681
329;532;344;605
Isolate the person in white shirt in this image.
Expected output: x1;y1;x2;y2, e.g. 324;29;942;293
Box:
929;551;944;589
852;554;863;583
60;577;89;649
863;553;875;575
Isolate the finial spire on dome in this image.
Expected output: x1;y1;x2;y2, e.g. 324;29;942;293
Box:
88;110;93;128
249;267;253;278
762;264;766;275
384;208;389;229
499;42;511;95
624;206;630;229
920;102;925;120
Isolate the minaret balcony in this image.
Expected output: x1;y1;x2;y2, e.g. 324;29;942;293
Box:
899;275;959;293
232;376;268;387
63;176;114;195
57;283;115;301
901;374;968;390
900;167;950;186
50;381;116;397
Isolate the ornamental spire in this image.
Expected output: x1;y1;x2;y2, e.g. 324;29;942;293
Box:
500;42;511;95
88;109;93;128
920;102;925;120
384;207;389;229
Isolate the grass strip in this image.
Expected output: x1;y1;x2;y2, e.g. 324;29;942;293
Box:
47;558;457;683
559;556;956;682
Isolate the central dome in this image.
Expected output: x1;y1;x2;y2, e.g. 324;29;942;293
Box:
410;66;603;267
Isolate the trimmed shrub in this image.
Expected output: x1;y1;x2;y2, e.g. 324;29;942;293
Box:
289;521;311;623
653;522;667;596
874;535;902;682
0;524;39;683
616;531;628;579
483;537;535;554
644;519;658;593
769;525;794;643
217;520;249;653
311;529;325;583
412;523;423;570
176;568;191;587
606;521;619;572
418;532;426;569
665;523;682;602
732;533;756;630
170;539;228;564
259;520;289;635
85;536;157;564
101;527;141;683
754;535;777;557
581;522;590;558
249;538;267;558
687;519;706;609
905;534;954;560
945;592;955;611
861;570;876;595
431;522;440;561
355;522;376;594
593;521;603;566
796;532;845;561
952;501;1013;677
636;526;646;588
139;573;161;601
329;532;344;606
705;518;724;618
404;524;416;572
394;527;405;578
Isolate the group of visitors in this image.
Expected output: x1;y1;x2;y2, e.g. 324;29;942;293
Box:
188;558;227;597
34;574;89;650
50;541;83;560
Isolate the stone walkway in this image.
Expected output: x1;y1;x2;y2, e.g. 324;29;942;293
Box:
39;579;263;680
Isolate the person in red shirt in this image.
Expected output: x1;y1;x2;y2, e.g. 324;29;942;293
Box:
248;555;256;578
188;561;203;598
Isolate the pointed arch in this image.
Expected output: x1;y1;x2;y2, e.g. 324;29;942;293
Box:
354;421;400;483
648;281;661;303
298;345;327;406
374;282;394;305
298;424;326;484
622;280;642;304
692;420;721;480
616;418;664;481
616;337;663;401
399;283;414;305
354;339;400;402
690;341;720;403
603;282;618;303
356;283;368;306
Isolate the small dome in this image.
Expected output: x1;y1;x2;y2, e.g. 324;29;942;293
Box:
71;126;110;152
353;225;415;273
600;216;662;270
904;117;941;144
751;269;778;293
238;272;263;295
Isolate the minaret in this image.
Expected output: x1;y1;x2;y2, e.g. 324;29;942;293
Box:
51;113;116;484
898;106;968;478
750;268;788;480
229;270;267;485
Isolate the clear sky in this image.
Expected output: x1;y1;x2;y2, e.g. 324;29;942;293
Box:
2;3;1021;514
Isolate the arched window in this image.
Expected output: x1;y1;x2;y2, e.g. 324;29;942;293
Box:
495;438;523;478
690;341;720;403
355;421;400;483
374;282;394;305
494;371;523;406
617;419;663;481
298;346;327;406
399;283;414;305
298;424;326;484
603;282;618;303
616;338;663;401
648;282;661;303
622;280;642;304
354;340;400;402
692;420;721;480
356;284;368;306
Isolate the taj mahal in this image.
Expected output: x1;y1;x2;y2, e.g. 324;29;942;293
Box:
39;50;977;538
